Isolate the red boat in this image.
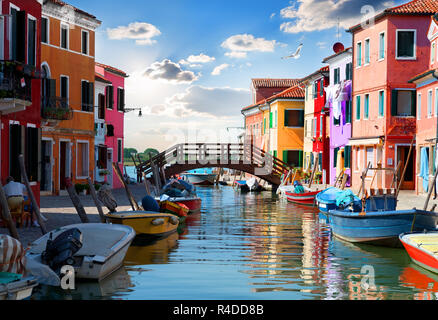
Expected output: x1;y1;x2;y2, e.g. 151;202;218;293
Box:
400;233;438;274
285;190;320;206
156;196;202;214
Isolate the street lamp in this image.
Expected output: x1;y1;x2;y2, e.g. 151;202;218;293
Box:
124;107;142;117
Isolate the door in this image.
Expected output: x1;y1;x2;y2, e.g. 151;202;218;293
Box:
60;142;67;190
107;149;113;188
398;146;415;190
41;140;52;192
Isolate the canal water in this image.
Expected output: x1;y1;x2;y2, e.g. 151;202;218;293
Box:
33;186;438;300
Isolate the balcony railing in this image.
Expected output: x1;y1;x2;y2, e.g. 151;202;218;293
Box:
0;60;32;103
41;96;73;121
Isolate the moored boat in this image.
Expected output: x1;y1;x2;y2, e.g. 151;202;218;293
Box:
27;223;135;281
400;232;438;274
160;200;189;219
285;190;320;206
316;187;361;214
328;209;438;247
106;211;179;240
182;172;217;186
0;273;38;300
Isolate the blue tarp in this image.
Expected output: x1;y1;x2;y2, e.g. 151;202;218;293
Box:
316;187;360;208
420;147;429;193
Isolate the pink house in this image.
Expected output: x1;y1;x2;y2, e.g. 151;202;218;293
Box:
95;62;128;189
348;0;438;192
410;14;438;194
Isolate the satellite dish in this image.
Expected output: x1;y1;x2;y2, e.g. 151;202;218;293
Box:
333;42;345;54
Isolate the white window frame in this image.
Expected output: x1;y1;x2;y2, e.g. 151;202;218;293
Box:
9;3;20;60
418;93;422;120
41;15;49;44
27;15;37;66
428;89;433;118
356;41;362;68
379;32;385;61
364;38;370;66
60;22;69;50
396;29;417;60
117;138;123;164
378;90;385;118
76;140;90;179
81;29;89;55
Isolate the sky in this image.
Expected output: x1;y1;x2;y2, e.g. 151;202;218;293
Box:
67;0;404;152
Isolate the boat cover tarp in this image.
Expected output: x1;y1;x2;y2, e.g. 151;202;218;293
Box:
336;190;360;208
0;235;26;275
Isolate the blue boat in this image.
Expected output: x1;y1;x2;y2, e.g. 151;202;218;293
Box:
316;187;362;214
328;209;438;247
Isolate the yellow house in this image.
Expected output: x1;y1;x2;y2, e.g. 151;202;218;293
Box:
261;85;305;168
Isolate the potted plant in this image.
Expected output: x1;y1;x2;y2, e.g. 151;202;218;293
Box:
75;183;85;194
99;169;110;176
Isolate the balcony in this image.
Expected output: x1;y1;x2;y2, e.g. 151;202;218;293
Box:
41;96;73;121
0;61;33;114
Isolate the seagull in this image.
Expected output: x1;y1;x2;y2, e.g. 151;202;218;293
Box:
282;43;303;60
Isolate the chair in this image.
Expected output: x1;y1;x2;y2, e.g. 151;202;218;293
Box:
9;198;31;228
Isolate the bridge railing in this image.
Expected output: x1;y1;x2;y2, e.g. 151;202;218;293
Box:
136;143;291;180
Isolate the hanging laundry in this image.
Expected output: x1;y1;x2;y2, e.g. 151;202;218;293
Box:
420;147;429;193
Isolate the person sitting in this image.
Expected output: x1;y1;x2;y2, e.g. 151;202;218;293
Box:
293;180;305;194
3;177;29;226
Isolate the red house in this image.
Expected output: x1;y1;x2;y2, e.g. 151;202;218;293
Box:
1;0;42;202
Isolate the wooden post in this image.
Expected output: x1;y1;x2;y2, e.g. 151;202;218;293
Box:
160;166;167;185
87;177;106;223
396;136;415;198
232;170;237;189
309;153;319;189
390;161;402;189
0;183;20;240
18;154;48;234
277;169;292;195
358;162;372;198
423;167;438;211
341;174;348;190
142;172;151;196
112;162;140;211
65;178;89;223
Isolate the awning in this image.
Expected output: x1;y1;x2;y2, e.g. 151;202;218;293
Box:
347;137;383;146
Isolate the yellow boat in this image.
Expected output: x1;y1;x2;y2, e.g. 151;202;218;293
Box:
106;211;179;239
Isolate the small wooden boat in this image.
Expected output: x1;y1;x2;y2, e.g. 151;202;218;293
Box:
27;223;135;281
285;190;320;206
328;209;438;247
106;211;179;239
156;196;202;214
182;172;217;186
159;200;189;219
0;273;38;300
316;187;362;214
400;232;438;274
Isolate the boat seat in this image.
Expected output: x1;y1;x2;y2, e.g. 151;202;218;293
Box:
76;230;127;257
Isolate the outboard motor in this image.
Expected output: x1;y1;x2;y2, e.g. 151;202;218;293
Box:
42;228;83;274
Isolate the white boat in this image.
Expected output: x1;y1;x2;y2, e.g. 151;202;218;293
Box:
0;276;38;300
246;177;264;192
27;223;136;281
182;172;217;185
277;185;295;198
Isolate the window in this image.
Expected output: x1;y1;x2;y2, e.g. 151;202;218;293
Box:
98;93;105;120
355;148;361;171
283;150;303;168
334;115;340;126
77;142;89;178
346;63;352;81
364;94;369;119
106;86;114;109
263;118;266;134
379;32;385;60
27;18;36;66
319;79;323;97
364;39;370;65
60;76;68;101
81;30;89;55
61;24;69;49
345;100;352;123
418;93;422;120
81;80;94;112
391;90;416;117
334;68;340;84
26;127;39;182
396;30;416;59
11;9;26;63
284;109;304;127
379;91;384;117
344;146;352;169
117;88;125;111
41;17;48;44
305;87;308;100
313;82;318;99
333;147;340;168
432;42;436;64
270;112;273;128
356;42;362;67
117;139;123;163
435;88;438;117
428;90;433;118
366;147;374;170
356;95;361;120
9;124;22;182
319;116;323;137
312;118;317;137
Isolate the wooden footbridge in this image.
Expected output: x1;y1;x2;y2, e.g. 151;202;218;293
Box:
135;143;292;187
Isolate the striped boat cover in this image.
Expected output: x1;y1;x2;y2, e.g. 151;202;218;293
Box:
0;235;26;275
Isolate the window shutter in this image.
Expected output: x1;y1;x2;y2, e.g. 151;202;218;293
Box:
270;112;273;128
334;148;339;168
16;11;26;63
121;89;125;111
299;110;304;127
49;79;56;98
109;86;114;109
344;146;351;168
284;110;289;127
391;90;398;116
411;90;417;117
88;82;94;110
283;150;288;164
298;151;303;168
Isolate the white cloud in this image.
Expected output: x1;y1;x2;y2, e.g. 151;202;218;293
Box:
316;41;327;49
279;0;396;34
221;34;277;59
166;85;250;117
143;59;199;84
179;53;216;65
270;13;276;19
211;64;230;76
107;22;161;45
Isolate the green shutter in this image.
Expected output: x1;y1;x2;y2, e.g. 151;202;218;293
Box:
273;150;277;159
299;110;304;127
284;110;289;127
365;95;369;119
411;91;417;117
379;91;384;117
391;90;398;116
283;150;288;164
346;101;352;123
263;118;266;134
334;148;339;168
270;112;273;128
344;146;351;169
356;96;361;120
298;151;303;168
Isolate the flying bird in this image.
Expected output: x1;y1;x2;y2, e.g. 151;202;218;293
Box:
282;43;303;60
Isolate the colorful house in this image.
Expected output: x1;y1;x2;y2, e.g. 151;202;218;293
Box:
0;0;42;202
322;46;353;186
348;0;438;191
40;0;101;195
95;62;128;189
301;67;330;184
409;13;438;194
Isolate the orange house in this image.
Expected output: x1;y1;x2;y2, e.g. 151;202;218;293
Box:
40;0;101;195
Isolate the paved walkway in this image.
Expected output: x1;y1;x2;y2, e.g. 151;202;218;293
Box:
0;185;436;246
